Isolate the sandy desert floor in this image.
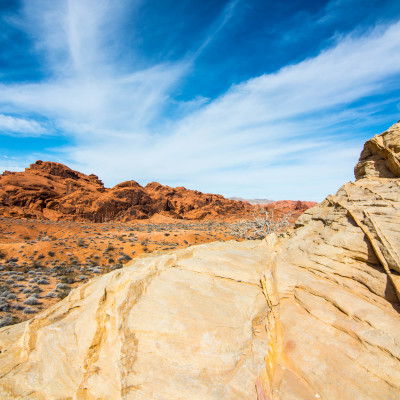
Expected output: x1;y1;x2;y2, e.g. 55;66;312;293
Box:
0;216;242;326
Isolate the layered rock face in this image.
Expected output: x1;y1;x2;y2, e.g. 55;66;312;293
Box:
0;123;399;399
0;161;252;221
257;122;400;399
0;241;273;399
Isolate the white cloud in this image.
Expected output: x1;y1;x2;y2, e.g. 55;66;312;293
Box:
66;22;400;200
0;114;45;136
1;2;400;200
0;164;25;174
192;0;241;59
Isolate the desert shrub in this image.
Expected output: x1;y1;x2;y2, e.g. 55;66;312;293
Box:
56;283;70;290
59;275;75;284
23;307;37;314
30;260;42;269
104;244;115;252
0;315;12;327
118;254;132;262
229;207;292;240
0;249;5;259
23;296;40;305
57;289;70;300
87;259;98;268
48;251;55;257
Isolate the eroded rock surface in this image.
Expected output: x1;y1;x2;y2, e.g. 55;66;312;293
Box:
0;241;273;399
0;123;400;400
0;161;253;221
258;122;400;399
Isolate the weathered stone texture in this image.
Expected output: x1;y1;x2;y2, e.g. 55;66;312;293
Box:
1;123;400;399
0;241;273;399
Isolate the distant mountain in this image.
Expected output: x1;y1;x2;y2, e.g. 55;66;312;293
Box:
265;200;318;213
229;197;274;205
229;198;318;221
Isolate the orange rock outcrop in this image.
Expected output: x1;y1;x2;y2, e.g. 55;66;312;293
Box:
265;200;317;221
0;161;255;222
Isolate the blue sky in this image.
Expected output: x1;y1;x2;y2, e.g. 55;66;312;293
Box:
1;0;400;201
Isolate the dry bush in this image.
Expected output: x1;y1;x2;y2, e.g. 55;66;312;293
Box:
230;206;292;240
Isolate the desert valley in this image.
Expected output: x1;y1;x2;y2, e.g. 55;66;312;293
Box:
1;1;400;398
0;160;314;327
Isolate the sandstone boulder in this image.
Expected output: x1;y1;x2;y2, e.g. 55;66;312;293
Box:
0;241;273;399
257;122;400;399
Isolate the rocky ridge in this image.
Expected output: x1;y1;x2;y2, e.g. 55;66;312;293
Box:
257;122;400;399
265;199;317;215
0;123;399;399
0;161;254;222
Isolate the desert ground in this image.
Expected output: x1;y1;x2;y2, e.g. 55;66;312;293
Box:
0;216;244;326
0;161;314;327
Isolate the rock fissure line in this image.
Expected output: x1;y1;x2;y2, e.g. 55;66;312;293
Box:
76;287;110;397
169;264;261;288
333;200;400;301
292;294;399;387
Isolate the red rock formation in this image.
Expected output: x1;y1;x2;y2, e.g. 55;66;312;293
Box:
0;161;254;222
265;200;317;221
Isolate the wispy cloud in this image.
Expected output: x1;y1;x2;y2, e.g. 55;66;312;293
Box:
0;1;400;201
0;155;25;173
0;114;45;136
68;21;400;200
192;0;241;59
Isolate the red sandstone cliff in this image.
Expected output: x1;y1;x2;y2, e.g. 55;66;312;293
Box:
0;161;254;222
